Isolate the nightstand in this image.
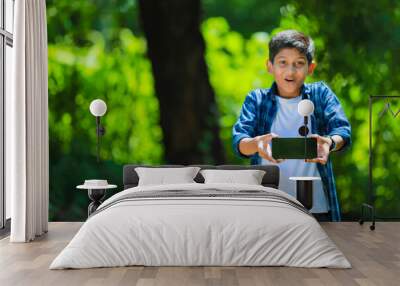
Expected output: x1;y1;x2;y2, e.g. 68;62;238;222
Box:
77;180;117;217
289;176;321;210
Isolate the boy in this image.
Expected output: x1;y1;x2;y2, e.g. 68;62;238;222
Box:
232;30;351;221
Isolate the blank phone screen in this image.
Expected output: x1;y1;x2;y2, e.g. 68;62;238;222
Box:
271;137;317;159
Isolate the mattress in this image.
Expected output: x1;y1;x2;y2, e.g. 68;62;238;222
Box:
50;183;351;269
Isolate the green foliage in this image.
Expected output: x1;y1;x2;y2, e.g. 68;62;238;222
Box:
202;4;400;218
47;0;400;220
202;17;273;163
291;1;400;218
48;28;163;220
202;0;288;37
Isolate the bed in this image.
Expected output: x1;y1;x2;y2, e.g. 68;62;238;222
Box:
50;165;351;269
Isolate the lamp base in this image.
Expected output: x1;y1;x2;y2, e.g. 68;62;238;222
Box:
296;180;313;210
359;203;376;230
87;189;106;216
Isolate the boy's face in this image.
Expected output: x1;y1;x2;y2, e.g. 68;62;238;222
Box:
267;48;316;98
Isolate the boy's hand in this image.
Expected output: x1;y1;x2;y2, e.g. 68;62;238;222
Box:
256;133;284;164
305;135;331;165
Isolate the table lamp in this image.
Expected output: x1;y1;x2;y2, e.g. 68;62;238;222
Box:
294;99;316;210
298;99;315;160
89;99;107;162
297;99;314;137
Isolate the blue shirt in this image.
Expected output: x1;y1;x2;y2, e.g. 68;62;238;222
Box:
262;95;329;213
232;81;352;221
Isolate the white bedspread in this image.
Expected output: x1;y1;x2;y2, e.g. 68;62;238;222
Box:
50;183;351;269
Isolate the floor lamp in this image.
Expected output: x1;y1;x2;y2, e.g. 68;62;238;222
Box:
359;95;400;230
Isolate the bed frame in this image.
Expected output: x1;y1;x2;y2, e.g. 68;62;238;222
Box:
123;165;280;190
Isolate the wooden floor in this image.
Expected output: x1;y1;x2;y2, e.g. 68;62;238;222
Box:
0;222;399;286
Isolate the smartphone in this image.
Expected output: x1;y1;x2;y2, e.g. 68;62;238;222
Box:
271;137;317;159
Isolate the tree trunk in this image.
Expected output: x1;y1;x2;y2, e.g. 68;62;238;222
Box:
138;0;225;165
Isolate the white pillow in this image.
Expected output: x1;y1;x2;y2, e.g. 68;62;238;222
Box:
200;169;266;185
135;167;201;186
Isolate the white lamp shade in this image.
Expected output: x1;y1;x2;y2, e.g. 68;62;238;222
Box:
89;99;107;117
298;99;314;116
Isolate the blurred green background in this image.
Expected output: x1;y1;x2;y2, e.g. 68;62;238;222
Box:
47;0;400;221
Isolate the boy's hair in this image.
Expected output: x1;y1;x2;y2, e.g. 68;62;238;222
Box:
269;30;315;64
